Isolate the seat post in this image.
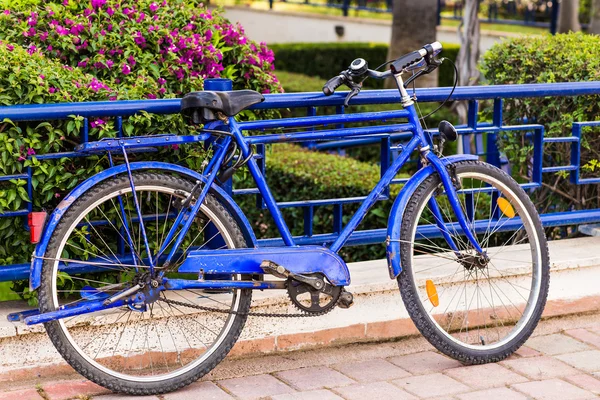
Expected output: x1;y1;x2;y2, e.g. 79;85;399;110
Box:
204;78;233;91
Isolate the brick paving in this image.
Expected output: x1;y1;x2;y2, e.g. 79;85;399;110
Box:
6;318;600;399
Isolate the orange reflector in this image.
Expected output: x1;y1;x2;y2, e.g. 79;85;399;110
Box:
497;197;516;218
425;279;439;307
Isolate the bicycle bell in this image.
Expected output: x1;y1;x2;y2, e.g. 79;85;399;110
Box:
349;58;368;78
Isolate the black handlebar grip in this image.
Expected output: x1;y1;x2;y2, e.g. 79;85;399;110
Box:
390;51;423;74
323;75;346;96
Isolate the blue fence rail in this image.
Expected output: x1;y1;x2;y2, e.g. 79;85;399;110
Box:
1;81;600;282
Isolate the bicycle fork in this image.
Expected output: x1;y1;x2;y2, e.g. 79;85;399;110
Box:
425;152;486;257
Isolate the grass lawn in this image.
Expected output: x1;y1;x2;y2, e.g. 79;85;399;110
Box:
217;0;548;36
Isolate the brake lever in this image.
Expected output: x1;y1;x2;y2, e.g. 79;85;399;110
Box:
403;57;443;88
344;83;362;107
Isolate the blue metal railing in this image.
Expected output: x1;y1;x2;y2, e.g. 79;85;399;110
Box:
1;81;600;281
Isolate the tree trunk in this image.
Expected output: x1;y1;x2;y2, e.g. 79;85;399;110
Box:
453;0;480;124
558;0;581;33
386;0;438;88
590;0;600;34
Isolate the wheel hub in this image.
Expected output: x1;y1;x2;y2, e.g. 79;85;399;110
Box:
457;253;489;270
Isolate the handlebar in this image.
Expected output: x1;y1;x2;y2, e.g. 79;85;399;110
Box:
322;41;443;98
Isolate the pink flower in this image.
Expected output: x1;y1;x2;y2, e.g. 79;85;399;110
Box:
106;60;114;68
107;7;114;16
49;87;56;93
18;156;25;162
91;0;106;9
134;31;145;46
39;31;48;41
157;77;166;85
147;93;157;99
3;10;9;15
121;64;131;75
149;2;158;12
62;0;68;5
90;119;105;128
54;193;61;198
39;74;45;79
56;25;69;35
78;60;87;67
27;44;37;54
27;148;36;156
158;88;166;94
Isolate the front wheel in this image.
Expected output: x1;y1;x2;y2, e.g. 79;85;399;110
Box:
38;172;252;395
398;160;549;364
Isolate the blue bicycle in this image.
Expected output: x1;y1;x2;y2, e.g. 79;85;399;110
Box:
26;42;549;394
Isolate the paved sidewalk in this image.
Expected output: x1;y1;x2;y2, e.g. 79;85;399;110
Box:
3;312;600;399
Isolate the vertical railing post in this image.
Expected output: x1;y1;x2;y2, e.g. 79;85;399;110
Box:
550;0;559;34
342;0;350;16
486;99;502;168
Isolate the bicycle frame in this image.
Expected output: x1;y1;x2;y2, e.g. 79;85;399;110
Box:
155;93;484;285
24;75;487;325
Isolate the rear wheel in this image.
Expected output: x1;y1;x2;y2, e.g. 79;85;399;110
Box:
38;172;252;394
398;160;549;363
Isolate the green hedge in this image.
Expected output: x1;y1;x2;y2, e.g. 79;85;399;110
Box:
235;144;402;262
270;42;460;89
481;32;600;222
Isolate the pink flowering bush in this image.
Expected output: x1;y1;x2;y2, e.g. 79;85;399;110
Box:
0;0;281;97
0;1;282;303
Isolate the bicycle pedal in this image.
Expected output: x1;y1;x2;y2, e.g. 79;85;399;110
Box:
338;291;354;309
260;260;290;279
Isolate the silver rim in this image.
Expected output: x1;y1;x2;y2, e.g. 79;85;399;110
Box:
407;171;543;350
49;184;242;382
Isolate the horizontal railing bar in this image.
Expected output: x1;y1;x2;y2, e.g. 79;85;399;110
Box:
578;178;600;184
2;83;600;122
239;109;411;131
0;174;28;181
542;166;578;173
0;210;29;218
246;123;415;145
233;188;260;195
543;137;579;143
276;194;388;209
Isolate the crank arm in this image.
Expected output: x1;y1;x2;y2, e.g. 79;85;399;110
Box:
260;260;325;291
24;298;127;325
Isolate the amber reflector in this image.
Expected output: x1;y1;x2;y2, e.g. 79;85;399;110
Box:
497;197;516;218
425;279;439;307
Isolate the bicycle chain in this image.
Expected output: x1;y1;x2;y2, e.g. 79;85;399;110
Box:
158;296;337;318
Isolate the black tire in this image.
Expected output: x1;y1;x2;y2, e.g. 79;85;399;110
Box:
38;172;252;395
397;160;549;364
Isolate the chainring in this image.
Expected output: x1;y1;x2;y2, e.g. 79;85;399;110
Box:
286;274;342;315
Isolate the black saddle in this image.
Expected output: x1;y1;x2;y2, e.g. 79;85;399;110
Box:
181;90;265;124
